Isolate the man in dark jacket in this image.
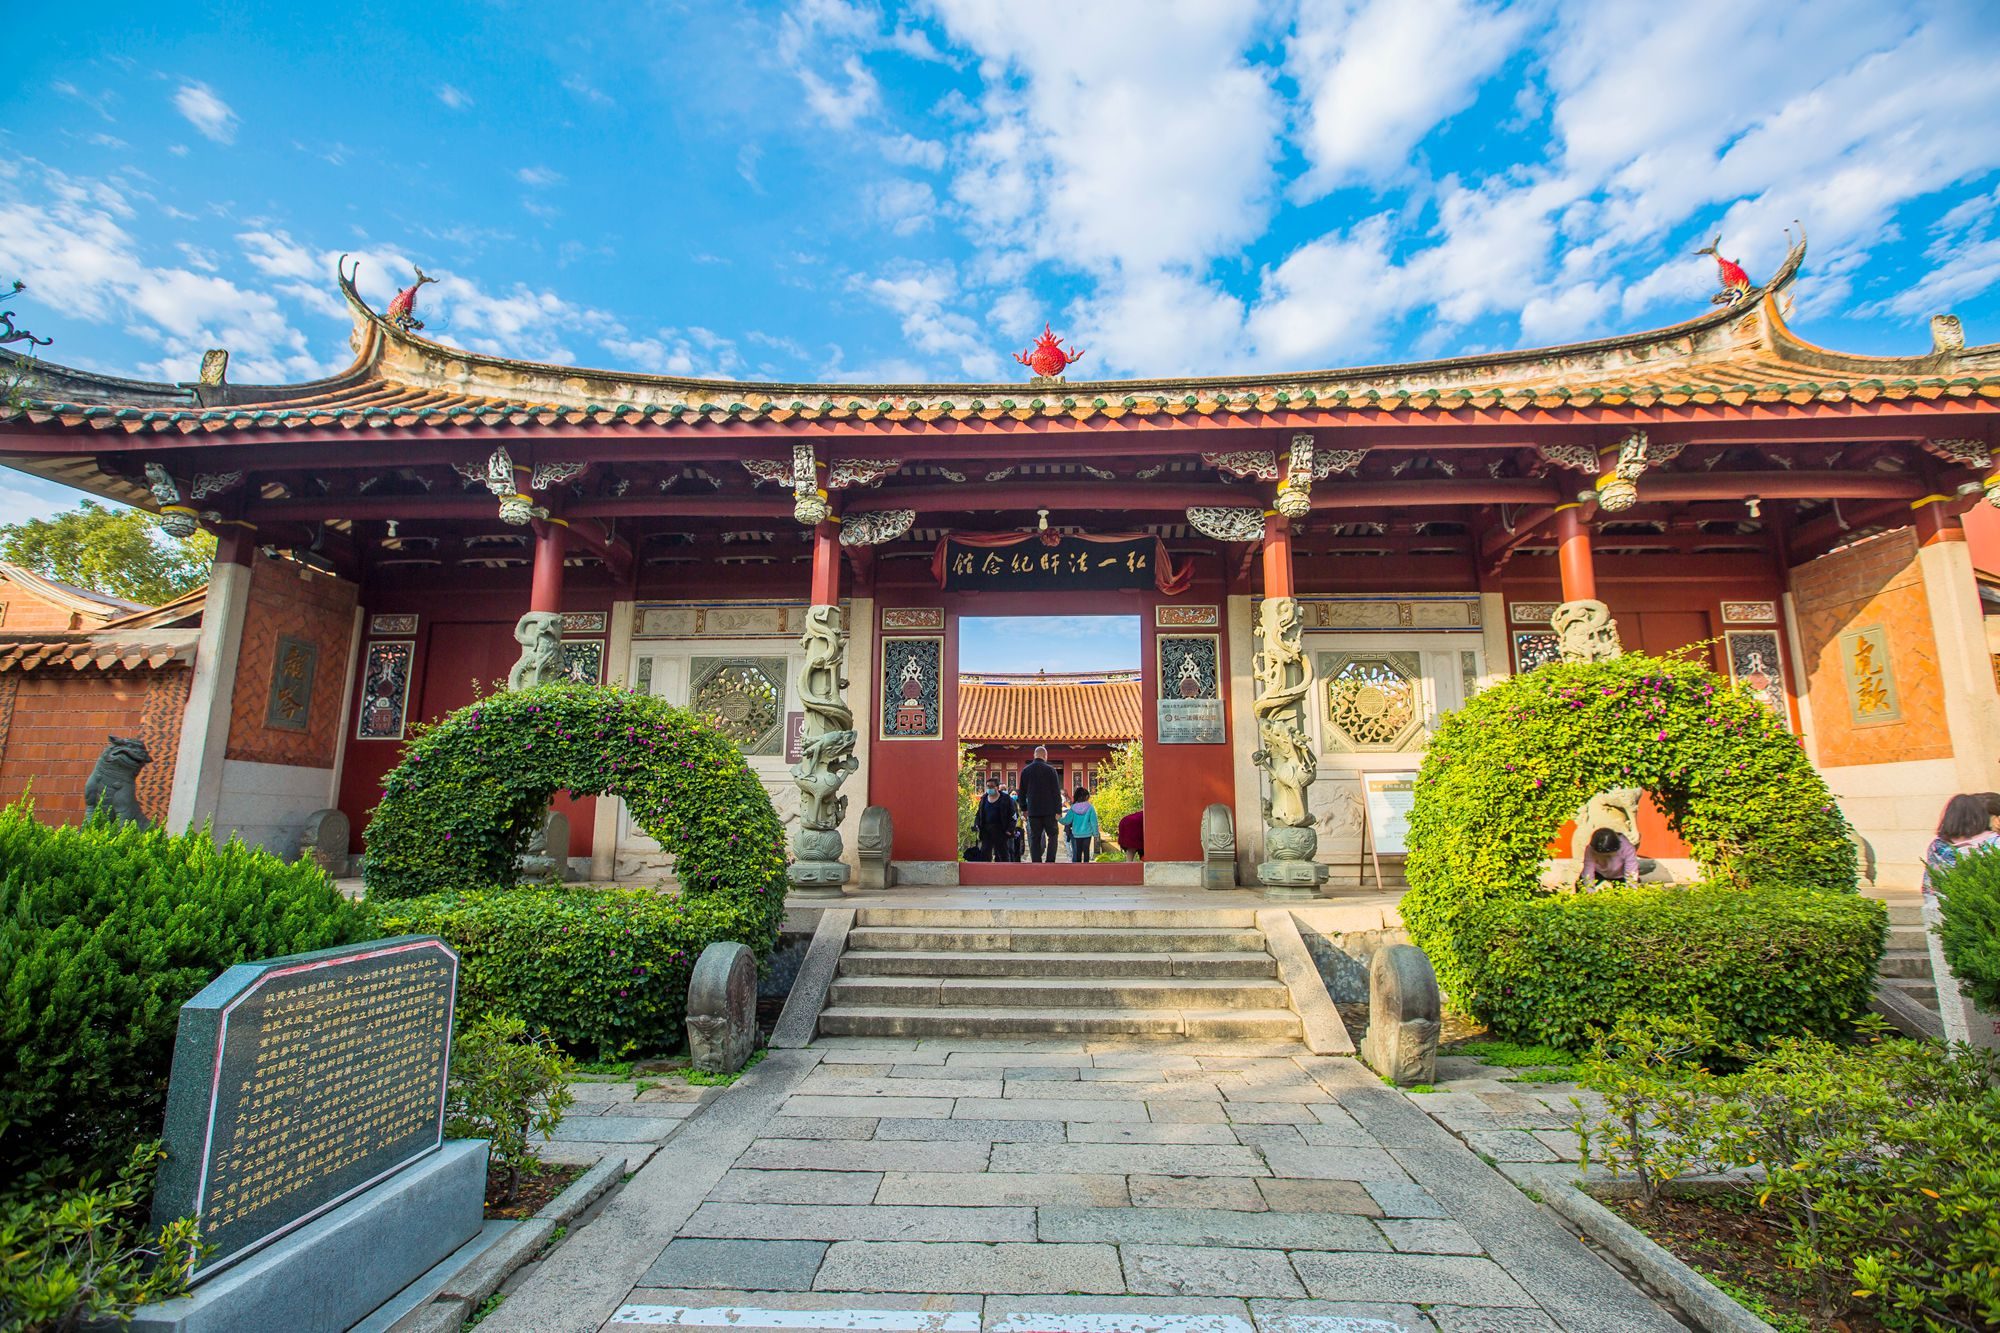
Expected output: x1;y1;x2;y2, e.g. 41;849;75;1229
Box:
973;777;1017;863
1018;745;1065;863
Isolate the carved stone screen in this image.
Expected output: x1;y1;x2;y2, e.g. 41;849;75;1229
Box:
689;657;786;754
1319;651;1425;752
152;936;458;1280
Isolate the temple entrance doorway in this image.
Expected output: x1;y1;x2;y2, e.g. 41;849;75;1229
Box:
955;613;1144;883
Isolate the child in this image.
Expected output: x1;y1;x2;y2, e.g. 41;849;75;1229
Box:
1059;786;1101;863
1577;825;1637;889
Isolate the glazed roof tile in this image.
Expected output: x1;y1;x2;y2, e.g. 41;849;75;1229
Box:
0;635;196;672
959;675;1143;745
5;235;1998;439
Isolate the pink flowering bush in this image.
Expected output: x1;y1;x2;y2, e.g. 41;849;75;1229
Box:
1401;651;1869;1047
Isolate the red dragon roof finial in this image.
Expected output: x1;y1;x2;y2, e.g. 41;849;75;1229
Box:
1014;323;1084;380
386;266;439;332
1695;235;1752;306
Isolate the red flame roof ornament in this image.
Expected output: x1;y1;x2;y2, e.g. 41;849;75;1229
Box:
386;266;438;332
1014;324;1084;380
1695;236;1752;306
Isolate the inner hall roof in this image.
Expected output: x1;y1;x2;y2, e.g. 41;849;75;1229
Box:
959;673;1144;745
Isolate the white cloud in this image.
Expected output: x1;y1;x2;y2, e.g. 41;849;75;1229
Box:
858;261;1006;379
437;84;474;110
873;179;937;236
563;74;615;108
777;0;884;128
1287;0;1536;197
516;165;563;187
881;133;946;171
172;81;238;144
600;326;744;378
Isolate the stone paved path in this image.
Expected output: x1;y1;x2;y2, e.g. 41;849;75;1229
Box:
482;1038;1682;1333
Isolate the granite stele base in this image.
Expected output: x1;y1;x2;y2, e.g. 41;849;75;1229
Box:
129;1139;488;1333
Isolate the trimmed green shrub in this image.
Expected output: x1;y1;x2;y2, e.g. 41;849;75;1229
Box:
1402;652;1858;1006
1454;885;1884;1053
372;886;753;1058
1933;846;2000;1012
361;684;786;939
0;802;375;1182
445;1015;574;1202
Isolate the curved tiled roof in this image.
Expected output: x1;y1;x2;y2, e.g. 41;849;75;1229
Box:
7;233;1999;440
959;673;1144;744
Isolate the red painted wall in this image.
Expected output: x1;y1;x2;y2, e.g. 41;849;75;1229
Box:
866;553;1235;864
338;580;615;856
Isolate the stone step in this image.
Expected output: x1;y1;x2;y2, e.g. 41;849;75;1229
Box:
1882;902;1924;926
816;1004;1303;1041
844;926;1269;954
828;975;1293;1010
1886;925;1927;950
1882;977;1939;1008
853;907;1260;929
837;949;1278;980
1878;949;1933;980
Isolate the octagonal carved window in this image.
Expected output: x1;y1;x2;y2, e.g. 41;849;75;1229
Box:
690;657;786;754
1319;651;1425;752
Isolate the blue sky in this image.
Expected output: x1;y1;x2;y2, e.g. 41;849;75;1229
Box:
959;616;1140;674
5;1;2000;529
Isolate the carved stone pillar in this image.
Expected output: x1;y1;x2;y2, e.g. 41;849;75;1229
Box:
1251;596;1328;898
507;612;566;689
790;603;858;895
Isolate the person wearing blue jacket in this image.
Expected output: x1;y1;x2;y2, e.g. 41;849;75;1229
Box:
1060;786;1101;863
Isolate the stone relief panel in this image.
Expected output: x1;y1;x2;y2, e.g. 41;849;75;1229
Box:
1156;604;1220;628
1512;631;1562;673
1720;601;1778;624
880;606;945;631
637;602;804;639
356;641;414;741
263;634;318;733
880;636;944;740
368;613;418;635
1509;602;1558;626
560;639;605;685
1725;630;1788;728
689;657;788;754
1308;776;1367;863
1296;597;1481;631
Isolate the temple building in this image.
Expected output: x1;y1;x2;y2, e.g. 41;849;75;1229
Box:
2;235;1997;892
958;670;1142;796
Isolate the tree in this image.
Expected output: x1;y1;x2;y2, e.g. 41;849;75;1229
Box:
1092;742;1144;857
0;500;214;606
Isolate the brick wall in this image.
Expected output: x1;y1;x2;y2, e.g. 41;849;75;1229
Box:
0;669;188;823
1790;527;1952;768
224;556;358;768
0;572;85;632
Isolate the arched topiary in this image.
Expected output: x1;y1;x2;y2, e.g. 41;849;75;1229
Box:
1401;652;1858;1009
362;683;787;950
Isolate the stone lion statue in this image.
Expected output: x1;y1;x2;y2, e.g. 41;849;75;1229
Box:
84;736;151;827
1551;599;1622;663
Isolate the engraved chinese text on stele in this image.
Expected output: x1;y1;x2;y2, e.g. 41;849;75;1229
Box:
151;936;459;1281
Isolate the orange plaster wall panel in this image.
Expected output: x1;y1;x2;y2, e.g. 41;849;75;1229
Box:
0;669;187;824
1789;528;1952;768
225;556;358;769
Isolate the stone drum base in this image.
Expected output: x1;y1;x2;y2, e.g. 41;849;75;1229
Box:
129;1140;488;1333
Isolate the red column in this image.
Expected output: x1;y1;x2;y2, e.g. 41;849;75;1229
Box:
1554;503;1596;601
1914;496;1966;547
1261;511;1294;598
810;519;841;604
214;523;257;568
530;520;566;613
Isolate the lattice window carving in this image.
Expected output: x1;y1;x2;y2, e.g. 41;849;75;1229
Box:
1318;651;1425;752
689;657;786;754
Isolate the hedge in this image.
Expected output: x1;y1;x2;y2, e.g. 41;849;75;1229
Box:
371;887;747;1058
1402;652;1858;1005
0;802;374;1182
361;684;787;955
1454;884;1886;1052
1934;846;2000;1012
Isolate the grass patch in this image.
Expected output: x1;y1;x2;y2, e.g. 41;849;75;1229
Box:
683;1050;768;1087
1443;1037;1579;1069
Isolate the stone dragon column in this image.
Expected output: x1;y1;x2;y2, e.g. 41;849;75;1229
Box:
1252;504;1329;898
789;459;859;895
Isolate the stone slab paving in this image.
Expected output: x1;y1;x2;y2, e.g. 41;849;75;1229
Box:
495;1037;1683;1333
